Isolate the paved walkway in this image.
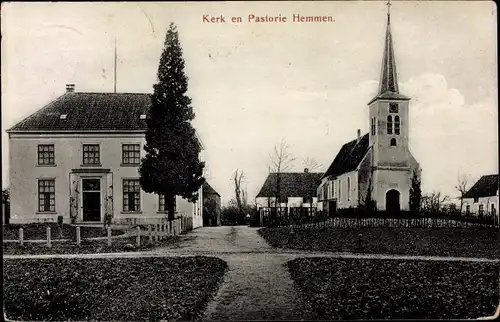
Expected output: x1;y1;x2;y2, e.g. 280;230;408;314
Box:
4;226;499;320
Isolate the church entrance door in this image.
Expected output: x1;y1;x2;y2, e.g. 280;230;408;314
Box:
385;189;400;213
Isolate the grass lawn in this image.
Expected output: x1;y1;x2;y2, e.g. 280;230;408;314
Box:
4;256;228;321
3;235;182;255
259;226;500;258
288;257;499;320
2;223;124;240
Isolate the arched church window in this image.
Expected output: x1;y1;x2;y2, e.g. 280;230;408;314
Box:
347;177;351;201
395;116;400;135
390;138;397;146
387;116;393;134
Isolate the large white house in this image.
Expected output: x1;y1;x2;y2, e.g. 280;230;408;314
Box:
463;174;498;217
317;9;420;214
7;85;204;227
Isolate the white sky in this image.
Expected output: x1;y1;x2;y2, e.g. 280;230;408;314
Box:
1;1;498;205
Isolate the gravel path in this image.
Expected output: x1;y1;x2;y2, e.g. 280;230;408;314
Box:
4;226;499;320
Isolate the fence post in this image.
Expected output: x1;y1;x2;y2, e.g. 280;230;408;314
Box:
107;227;112;246
148;225;153;243
19;228;24;246
46;227;51;248
76;227;81;246
136;226;141;247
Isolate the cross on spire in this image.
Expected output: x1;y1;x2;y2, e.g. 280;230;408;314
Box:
367;0;410;105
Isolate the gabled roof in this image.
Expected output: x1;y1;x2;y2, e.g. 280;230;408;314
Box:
256;172;324;200
7;92;151;132
463;174;499;199
322;133;370;179
203;181;220;197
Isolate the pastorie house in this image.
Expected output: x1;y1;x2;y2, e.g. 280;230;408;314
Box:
7;85;204;227
317;10;420;214
462;174;499;217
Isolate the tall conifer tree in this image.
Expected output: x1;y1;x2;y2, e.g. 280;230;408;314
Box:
140;23;205;221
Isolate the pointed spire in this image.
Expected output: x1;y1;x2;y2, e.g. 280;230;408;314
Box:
378;1;398;94
368;0;409;105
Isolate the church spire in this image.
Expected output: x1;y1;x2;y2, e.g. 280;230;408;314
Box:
368;0;409;105
378;1;398;94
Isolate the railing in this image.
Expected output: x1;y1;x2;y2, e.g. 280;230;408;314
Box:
258;207;500;229
8;217;195;248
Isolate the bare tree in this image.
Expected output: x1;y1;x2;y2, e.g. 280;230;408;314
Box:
232;169;245;224
268;138;296;225
421;191;450;213
455;173;469;214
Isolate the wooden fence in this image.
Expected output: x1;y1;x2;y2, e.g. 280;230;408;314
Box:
11;217;194;248
258;207;500;229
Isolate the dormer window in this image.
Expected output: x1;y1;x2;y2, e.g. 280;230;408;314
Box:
60;114;67;120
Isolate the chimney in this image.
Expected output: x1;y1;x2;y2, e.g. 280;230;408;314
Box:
304;168;309;173
66;84;75;93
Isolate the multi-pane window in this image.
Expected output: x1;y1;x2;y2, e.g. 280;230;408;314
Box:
466;205;471;214
371;117;376;136
387;116;393;134
479;204;484;216
123;179;141;212
38;144;55;165
122;144;141;165
83;144;100;165
38;180;55;212
394;116;400;135
158;194;165;212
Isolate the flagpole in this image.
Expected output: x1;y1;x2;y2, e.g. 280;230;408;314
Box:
114;37;117;93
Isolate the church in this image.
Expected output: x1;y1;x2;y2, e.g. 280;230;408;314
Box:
317;4;420;213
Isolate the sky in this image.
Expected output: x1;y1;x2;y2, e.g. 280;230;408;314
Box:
1;1;498;205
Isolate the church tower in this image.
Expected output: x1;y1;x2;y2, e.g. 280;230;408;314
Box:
368;2;414;211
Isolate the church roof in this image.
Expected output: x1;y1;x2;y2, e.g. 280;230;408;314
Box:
463;174;499;199
7;92;151;132
203;181;220;197
256;172;324;200
322;133;370;179
368;11;409;105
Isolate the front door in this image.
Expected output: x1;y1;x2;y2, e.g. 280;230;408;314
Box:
328;200;337;217
82;179;101;222
385;189;400;213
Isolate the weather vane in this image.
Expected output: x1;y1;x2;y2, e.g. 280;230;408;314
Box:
386;0;392;16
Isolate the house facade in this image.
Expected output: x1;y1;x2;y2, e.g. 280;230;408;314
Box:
256;169;323;211
463;174;499;217
318;9;420;214
202;181;221;226
7;85;204;227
